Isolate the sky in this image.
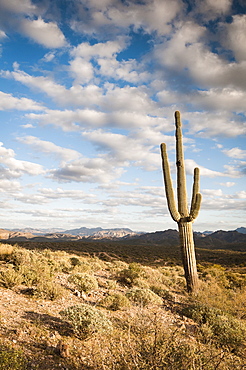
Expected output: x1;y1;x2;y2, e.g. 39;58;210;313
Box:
0;0;245;233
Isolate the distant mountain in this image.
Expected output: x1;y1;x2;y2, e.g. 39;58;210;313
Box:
0;227;245;250
196;230;246;251
123;229;246;252
0;227;140;241
235;227;246;234
64;226;137;238
10;227;66;235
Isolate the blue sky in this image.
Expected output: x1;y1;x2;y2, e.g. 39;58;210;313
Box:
0;0;245;232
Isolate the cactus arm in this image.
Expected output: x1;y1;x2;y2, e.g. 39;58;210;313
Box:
175;111;189;218
160;143;180;222
190;167;200;209
189;193;202;221
189;167;202;221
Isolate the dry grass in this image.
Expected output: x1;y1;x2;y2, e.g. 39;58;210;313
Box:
0;242;245;369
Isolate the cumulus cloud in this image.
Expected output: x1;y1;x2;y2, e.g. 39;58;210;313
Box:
82;129;161;171
2;65;103;107
0;0;36;14
185;111;246;138
185;159;226;177
0;179;21;192
0;91;44;111
195;0;232;19
0;142;45;178
71;0;181;36
223;147;246;159
155;20;246;91
49;156;125;184
39;187;96;202
20;17;67;48
201;188;246;211
223;15;246;62
219;182;235;187
17;136;81;164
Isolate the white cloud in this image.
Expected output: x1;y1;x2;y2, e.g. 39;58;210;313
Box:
48;156;125;184
0;179;21;192
21;124;34;128
69;57;94;84
185;159;225;177
185;111;246;138
0;91;44;111
17;136;81;164
219;182;235;187
193;87;246;113
39;188;96;202
82;129;161;170
20;17;67;48
223;15;246;62
0;0;36;14
196;0;232;18
0;30;7;39
71;39;126;59
70;39;150;84
42;52;56;62
155;20;246;91
0;142;45;178
2;66;103;107
71;0;181;36
223;147;246;159
202;188;224;197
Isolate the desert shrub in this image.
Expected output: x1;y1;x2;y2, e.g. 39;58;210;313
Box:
68;273;98;293
60;304;112;339
99;293;131;311
126;287;163;307
182;303;246;352
19;259;54;287
0;344;27;370
0;267;23;288
0;244;14;261
116;262;145;287
9;247;33;266
72;261;92;273
34;280;66;300
151;284;173;300
200;265;229;287
78;308;244;370
70;256;81;267
225;271;246;289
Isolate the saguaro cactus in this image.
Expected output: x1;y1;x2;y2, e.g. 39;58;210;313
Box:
160;111;202;293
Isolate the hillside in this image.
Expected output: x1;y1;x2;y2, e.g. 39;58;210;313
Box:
0;241;245;369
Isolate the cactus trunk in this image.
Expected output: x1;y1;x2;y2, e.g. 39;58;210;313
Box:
160;111;202;293
178;221;199;293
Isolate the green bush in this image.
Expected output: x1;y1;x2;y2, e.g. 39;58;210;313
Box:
60;304;112;339
151;284;173;300
0;344;26;370
70;257;81;267
116;263;145;287
182;303;246;351
126;288;163;307
100;293;131;311
68;273;98;293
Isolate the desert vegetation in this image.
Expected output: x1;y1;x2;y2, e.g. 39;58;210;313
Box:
0;241;245;369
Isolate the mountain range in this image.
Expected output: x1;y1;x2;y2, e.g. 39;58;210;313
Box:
0;226;245;251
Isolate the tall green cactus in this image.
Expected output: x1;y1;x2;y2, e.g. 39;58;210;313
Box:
160;111;202;293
